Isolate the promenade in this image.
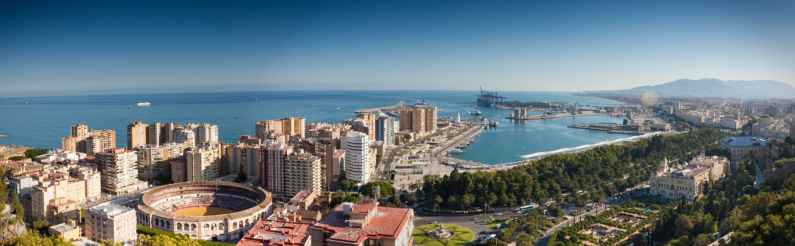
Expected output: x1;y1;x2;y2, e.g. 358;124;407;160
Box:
390;121;484;190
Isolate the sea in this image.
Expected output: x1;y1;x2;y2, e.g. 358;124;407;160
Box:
0;90;631;164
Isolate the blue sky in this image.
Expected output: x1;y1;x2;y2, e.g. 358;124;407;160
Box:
2;0;794;96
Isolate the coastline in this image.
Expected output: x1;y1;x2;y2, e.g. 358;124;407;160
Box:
443;131;679;171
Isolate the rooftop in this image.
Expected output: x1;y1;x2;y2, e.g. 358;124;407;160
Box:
312;201;413;244
237;220;310;246
49;222;79;234
671;166;709;178
89;202;134;217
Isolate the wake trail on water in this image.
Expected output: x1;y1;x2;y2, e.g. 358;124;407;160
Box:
519;132;666;160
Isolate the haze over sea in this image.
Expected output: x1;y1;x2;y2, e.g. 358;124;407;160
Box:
0;91;630;164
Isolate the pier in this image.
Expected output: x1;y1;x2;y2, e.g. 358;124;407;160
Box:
568;123;644;135
356;101;406;113
506;111;603;121
431;123;482;157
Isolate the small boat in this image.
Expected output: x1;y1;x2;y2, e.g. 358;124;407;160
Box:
470;110;482;116
136;101;152;107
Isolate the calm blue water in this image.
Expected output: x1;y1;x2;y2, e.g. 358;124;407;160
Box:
0;90;628;164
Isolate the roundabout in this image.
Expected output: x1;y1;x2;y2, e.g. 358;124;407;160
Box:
413;223;475;246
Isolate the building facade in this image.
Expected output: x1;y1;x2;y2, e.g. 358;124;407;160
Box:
265;143;292;195
30;166;101;223
650;155;728;201
283;150;322;199
399;104;437;135
127;121;149;149
185;144;222;181
96;149;146;195
256;117;306;141
375;113;395;145
310;201;414;246
343;131;372;184
85;202;137;245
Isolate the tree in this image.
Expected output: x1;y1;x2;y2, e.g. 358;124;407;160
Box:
361;181;394;199
11;191;24;222
432;195;444;211
14;230;71;246
461;193;475;210
417;129;724;211
485;193;498;212
674;215;694;237
0;177;7;212
24;149;48;159
549;206;565;218
692;234;711;246
339;180;359;192
446;195;459;210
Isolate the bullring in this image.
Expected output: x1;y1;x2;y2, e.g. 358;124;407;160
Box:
136;181;272;242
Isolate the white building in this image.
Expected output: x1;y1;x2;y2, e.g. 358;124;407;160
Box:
96;149;147;195
35;150;87;164
30;166;101;222
650;155;728;201
85;202;137;245
343;131;373;184
185;144;222;181
194;123;219;146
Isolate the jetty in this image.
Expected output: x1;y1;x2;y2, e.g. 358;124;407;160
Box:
568;123;645;135
356;101;406;113
507;111;602;121
431;123;482;157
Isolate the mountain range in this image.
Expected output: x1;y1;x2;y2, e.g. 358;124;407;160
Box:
590;79;795;99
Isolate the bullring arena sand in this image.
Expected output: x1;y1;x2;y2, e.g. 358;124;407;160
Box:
173;206;235;216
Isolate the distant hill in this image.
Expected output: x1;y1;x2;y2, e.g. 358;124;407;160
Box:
591;79;795;99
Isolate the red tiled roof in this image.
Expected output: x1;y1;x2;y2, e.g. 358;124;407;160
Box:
350;202;376;215
312;202;413;245
237;220;310;246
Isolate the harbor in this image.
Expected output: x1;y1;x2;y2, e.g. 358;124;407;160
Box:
568;123;646;135
506;111;603;121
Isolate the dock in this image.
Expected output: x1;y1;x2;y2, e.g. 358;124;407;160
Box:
507;111;603;121
431;123;482;157
356;101;406;113
568;123;644;135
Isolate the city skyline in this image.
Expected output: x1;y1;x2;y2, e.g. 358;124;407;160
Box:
3;0;795;96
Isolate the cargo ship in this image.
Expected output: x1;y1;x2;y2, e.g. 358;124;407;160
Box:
476;87;505;108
